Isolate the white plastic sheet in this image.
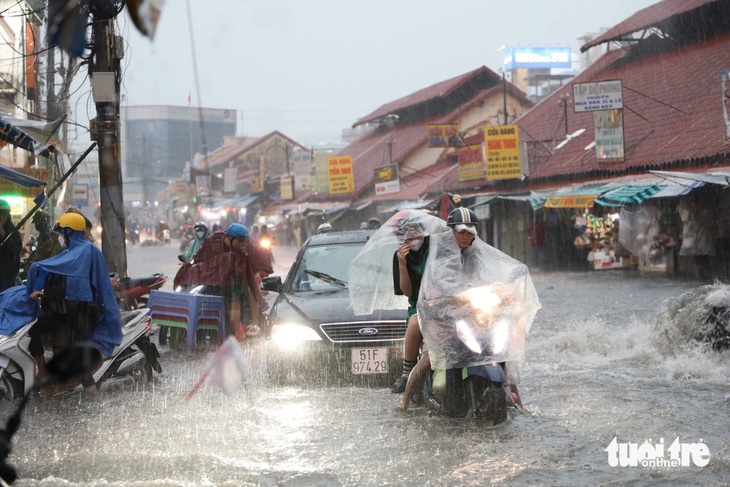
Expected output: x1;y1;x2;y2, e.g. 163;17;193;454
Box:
349;209;541;383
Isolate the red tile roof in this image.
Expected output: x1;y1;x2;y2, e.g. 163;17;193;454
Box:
581;0;720;51
516;30;730;186
352;66;504;127
202;131;307;171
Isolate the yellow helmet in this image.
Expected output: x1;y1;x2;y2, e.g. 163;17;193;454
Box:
55;212;87;232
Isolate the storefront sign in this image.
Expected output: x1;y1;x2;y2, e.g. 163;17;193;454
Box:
594;109;625;160
327;155;355;194
485;125;522;180
545;195;597;208
0;167;48;199
457;144;486;182
280;176;294;200
374;163;399;195
573;80;623;112
427;124;461;147
292;149;313;190
224;167;237;193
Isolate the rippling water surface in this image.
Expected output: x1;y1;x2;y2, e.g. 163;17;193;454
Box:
2;245;728;486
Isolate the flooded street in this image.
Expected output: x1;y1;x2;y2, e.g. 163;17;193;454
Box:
1;242;728;486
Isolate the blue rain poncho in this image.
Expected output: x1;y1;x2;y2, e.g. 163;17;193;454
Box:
25;231;122;356
0;285;39;335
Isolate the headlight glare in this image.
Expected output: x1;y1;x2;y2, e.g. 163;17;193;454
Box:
271;323;322;350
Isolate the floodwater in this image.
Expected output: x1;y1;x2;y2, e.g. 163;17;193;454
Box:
1;242;728;486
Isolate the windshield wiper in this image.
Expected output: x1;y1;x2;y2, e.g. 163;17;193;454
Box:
304;269;347;288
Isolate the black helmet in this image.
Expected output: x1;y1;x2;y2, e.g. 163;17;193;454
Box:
392;210;425;243
32;210;51;229
446;207;478;228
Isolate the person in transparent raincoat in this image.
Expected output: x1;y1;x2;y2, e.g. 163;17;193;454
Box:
349;206;541;411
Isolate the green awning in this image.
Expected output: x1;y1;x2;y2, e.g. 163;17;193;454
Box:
594;184;665;207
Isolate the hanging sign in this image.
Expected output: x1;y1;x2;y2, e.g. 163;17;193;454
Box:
485;125;522;180
374;163;399;195
456;144;486;182
573;80;623;112
327;155;355;194
427;124;461;147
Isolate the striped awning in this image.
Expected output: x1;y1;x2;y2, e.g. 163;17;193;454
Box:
0;164;45;187
594;184;665;207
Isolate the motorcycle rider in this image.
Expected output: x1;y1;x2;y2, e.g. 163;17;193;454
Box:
179;221;209;263
317;222;334;234
26;213;122;388
174;223;262;338
398;206;525;410
391;211;430;394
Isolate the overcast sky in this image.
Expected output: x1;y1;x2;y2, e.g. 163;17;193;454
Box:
117;0;659;147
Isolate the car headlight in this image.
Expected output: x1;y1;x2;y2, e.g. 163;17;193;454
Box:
271;323;322;350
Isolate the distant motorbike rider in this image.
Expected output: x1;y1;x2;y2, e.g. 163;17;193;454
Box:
179;221;209;263
0;199;22;292
26;213;122;386
174;223;262;337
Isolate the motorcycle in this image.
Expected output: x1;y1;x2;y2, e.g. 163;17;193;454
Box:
0;308;162;400
115;272;168;310
179;228;195;252
156;228;171;244
126;227;140;245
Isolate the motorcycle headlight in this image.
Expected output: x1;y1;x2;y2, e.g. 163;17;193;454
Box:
271;323;321;350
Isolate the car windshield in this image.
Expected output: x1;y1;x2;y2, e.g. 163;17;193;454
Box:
290;242;363;292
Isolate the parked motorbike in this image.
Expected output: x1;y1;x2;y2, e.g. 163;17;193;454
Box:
0;308;162;400
115;272;168;310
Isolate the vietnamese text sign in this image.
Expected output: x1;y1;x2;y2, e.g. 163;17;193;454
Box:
427;124;461;147
457;144;486;182
0;167;48;198
280;176;294;200
327;156;355;194
485;125;522;180
374;163;399;195
573;80;623;112
292;149;313;190
594;109;624;160
545;195;597;208
71;183;89;207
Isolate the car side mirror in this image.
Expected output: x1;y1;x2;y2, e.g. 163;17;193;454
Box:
262;275;282;293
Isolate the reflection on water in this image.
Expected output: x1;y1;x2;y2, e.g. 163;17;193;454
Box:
2;271;728;486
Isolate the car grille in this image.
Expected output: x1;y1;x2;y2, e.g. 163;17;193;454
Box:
319;320;407;344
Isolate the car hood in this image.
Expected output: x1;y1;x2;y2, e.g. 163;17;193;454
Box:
273;289;405;324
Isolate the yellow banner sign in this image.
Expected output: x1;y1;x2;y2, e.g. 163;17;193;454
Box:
327;156;355;194
456;144;486;182
427;124;461;147
545;195;597;208
485;125;521;180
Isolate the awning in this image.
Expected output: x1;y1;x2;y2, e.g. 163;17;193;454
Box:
650;170;730;187
381;200;431;213
0;164;45;187
498;192;549;211
650;180;704;198
594;184;665;207
231;193;261;209
469;195;498;210
544;183;609;208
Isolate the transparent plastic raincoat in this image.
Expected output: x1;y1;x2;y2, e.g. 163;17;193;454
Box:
350;209;541;383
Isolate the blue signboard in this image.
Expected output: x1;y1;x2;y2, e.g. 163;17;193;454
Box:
503;47;572;70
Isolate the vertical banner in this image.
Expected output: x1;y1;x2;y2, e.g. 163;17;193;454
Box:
224;167;237;193
374;163;400;195
485;125;522;180
327;156;355;194
292;149;313;190
456;143;486;182
280;176;294;200
722;70;730;143
594;109;624;160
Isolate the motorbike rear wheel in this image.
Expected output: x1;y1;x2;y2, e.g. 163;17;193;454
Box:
469;378;507;425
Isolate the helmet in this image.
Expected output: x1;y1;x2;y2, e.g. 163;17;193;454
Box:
447;207;479;233
193;221;208;232
32;210;51;228
55;212;87;232
317;223;334;234
367;217;382;230
392;211;425;243
0;199;9;213
225;223;249;238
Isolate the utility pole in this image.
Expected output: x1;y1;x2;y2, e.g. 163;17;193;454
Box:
90;2;127;275
501;69;508;125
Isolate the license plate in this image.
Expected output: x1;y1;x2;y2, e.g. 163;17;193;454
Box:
351;347;388;374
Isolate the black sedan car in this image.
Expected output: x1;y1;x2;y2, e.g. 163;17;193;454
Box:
262;230;407;386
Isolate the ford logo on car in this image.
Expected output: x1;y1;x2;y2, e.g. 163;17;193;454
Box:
358;328;379;336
